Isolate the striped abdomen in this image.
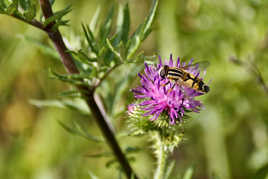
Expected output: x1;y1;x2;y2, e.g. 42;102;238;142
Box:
166;68;184;81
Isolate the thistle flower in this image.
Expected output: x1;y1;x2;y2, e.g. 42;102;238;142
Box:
130;55;206;125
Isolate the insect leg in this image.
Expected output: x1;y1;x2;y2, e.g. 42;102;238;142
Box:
161;80;170;87
167;81;178;93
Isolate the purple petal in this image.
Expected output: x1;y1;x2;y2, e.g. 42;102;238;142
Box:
195;72;200;78
169;54;173;66
135;94;147;98
144;63;150;73
158;56;162;68
140;100;153;106
189;58;193;65
176;57;181;67
132;89;143;94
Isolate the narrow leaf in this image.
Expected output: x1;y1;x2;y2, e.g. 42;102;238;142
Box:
106;159;117;168
86;152;112;158
142;0;158;40
82;23;98;55
114;3;130;45
99;6;114;46
18;0;28;11
29;99;90;115
68;50;96;65
183;166;194;179
90;6;100;33
44;5;72;26
58;120;78;135
59;90;81;98
73;122;103;142
49;69;92;86
106;38;122;62
59;120;103;143
29;99;65;108
51;19;70;30
24;0;36;20
126;0;158;60
125;146;142;154
164;161;176;179
6;0;18;15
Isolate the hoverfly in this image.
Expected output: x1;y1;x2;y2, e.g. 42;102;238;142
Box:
159;62;210;93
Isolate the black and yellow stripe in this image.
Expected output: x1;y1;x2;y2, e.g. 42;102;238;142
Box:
160;66;210;93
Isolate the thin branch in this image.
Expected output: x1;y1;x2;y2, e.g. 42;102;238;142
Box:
9;15;45;31
38;0;137;178
94;63;122;89
94;93;115;132
39;0;79;74
85;93;137;179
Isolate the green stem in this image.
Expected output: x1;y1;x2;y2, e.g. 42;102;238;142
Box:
154;133;167;179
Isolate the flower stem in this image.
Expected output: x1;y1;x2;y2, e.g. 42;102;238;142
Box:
154;133;167;179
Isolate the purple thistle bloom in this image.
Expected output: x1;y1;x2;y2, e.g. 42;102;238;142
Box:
131;55;205;125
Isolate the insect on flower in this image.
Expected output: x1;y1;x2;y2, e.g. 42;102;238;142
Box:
131;54;209;124
159;61;210;93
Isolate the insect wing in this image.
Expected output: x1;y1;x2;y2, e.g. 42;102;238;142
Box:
182;61;210;71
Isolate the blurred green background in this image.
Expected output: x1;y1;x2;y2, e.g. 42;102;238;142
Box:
1;0;268;178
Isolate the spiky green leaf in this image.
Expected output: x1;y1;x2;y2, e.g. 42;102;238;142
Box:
90;6;100;33
106;38;122;62
49;69;92;86
126;0;158;60
51;19;70;31
114;3;130;45
43;5;71;27
82;23;99;55
58;120;103;143
58;120;78;135
99;6;114;46
68;49;97;65
59;90;81;98
73;121;104;142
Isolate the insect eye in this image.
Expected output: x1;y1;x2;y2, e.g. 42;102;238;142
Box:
160;69;166;78
204;85;210;93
